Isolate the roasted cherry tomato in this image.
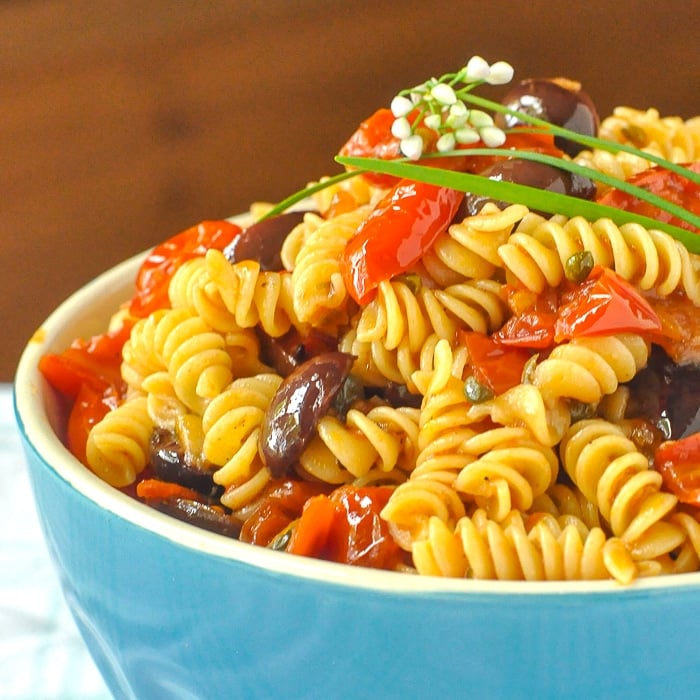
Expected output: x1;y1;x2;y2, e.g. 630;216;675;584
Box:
650;293;700;366
338;108;404;188
239;479;330;547
342;180;464;304
129;220;241;317
39;322;132;399
459;330;532;395
655;433;700;505
66;384;120;465
597;162;700;232
554;266;662;342
40;323;132;464
287;485;401;570
136;478;202;503
493;304;558;349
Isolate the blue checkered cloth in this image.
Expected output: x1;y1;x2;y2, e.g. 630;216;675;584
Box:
1;384;111;699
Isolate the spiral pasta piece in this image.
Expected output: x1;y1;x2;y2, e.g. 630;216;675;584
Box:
121;310;169;393
499;213;700;303
291;205;372;326
454;435;559;523
201;373;283;509
355;278;507;353
575;107;700;188
85;395;153;488
412;510;637;583
169;255;240;333
530;482;602;530
147;306;233;414
203;249;306;337
340;328;468;393
300;405;421;483
560;419;683;561
410;338;505;485
489;333;650;446
380;478;467;551
421;203;526;286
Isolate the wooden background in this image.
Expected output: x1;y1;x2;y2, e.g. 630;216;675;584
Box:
2;0;698;380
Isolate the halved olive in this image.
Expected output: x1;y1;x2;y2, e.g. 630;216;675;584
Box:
495;78;600;157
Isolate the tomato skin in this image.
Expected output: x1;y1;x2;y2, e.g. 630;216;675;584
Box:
129;220;241;318
136;478;202;503
655;433;700;505
597;162;700;232
554;266;662;342
66;384;120;465
338;108;403;188
40;322;132;464
239;479;330;546
494;310;558;349
287;486;401;570
459;330;532;395
342;180;464;304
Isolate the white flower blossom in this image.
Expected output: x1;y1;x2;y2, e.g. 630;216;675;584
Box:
468;109;494;128
436;132;456;153
400;134;424;160
423;113;443;130
391;117;412;140
455;127;481;144
390;95;414;118
430;83;457;106
479;125;507;147
446;103;469;128
486;61;514;85
464;55;491;82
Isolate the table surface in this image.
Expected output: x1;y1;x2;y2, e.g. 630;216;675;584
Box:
1;383;111;699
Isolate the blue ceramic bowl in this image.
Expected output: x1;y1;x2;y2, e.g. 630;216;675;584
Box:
14;252;700;700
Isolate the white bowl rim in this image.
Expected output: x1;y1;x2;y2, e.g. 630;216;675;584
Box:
14;245;700;598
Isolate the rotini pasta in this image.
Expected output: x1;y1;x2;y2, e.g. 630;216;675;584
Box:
500;213;700;302
575;107;700;189
41;63;700;586
86;395;153;488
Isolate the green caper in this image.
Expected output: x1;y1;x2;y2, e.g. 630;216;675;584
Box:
394;272;423;295
332;373;365;418
568;399;597;422
564;250;594;283
268;523;295;551
463;375;494;404
621;124;649;148
521;353;539;385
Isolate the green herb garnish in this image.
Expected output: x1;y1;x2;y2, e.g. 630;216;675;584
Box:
335;155;700;254
261;55;700;254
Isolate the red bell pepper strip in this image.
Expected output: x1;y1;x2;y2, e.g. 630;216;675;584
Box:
342;180;464;304
129;220;241;318
655;433;700;506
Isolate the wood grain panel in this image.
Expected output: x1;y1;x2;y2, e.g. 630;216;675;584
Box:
1;0;698;379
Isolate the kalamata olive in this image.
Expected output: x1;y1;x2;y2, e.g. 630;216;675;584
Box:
256;327;338;377
367;382;422;409
260;352;355;477
462;158;596;216
223;210;309;270
153;498;242;538
626;348;700;440
495;78;600;157
149;429;221;497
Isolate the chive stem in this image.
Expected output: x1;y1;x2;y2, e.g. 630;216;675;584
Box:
335;154;700;255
